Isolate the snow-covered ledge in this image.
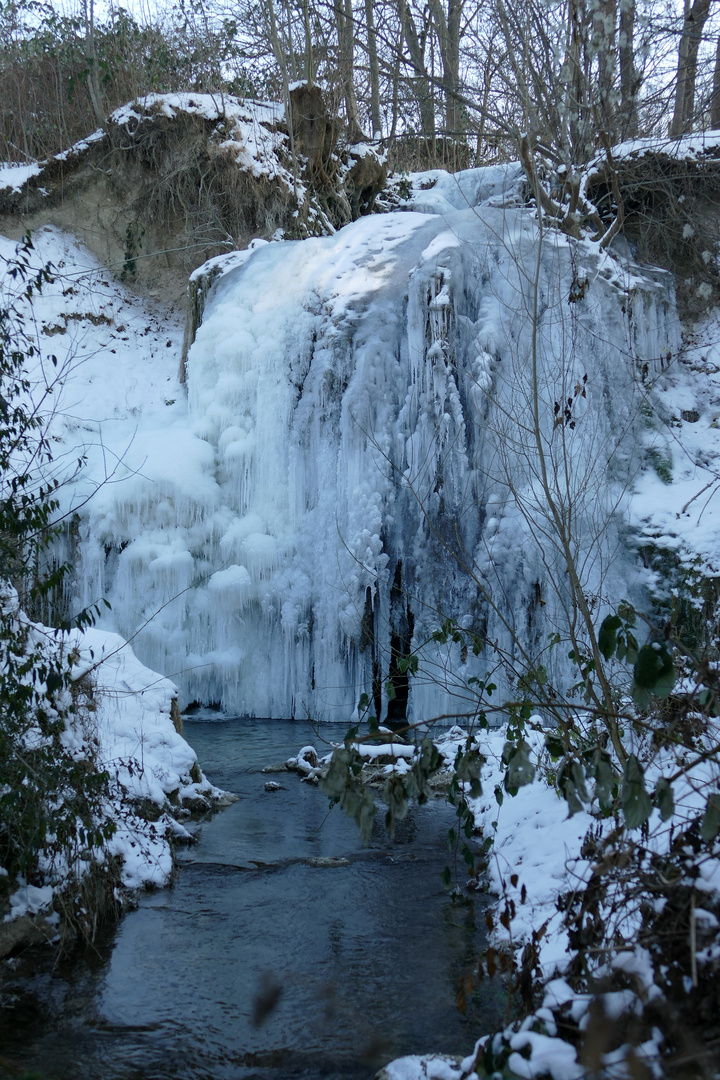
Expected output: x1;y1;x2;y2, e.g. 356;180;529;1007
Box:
0;623;234;958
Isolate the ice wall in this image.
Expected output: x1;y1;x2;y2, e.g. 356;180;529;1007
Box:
71;178;680;721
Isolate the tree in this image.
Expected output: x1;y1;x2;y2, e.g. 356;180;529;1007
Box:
670;0;713;137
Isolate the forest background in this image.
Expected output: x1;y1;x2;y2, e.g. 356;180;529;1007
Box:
3;0;720;179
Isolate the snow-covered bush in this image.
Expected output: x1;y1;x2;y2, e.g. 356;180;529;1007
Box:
0;235;120;929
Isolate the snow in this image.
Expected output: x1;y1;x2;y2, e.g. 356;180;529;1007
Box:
352;741;416;760
628;307;720;582
5;882;55;922
55;128;104;161
505;1032;584;1080
600;128;720;165
467;727;597;974
371;714;720;1079
0;161;42;192
2;607;232;915
404;162;524;215
0;94;293;209
380;1055;465;1080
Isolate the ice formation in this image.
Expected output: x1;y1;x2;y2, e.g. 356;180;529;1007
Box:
11;172;679;721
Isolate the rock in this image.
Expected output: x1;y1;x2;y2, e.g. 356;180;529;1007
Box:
264;781;285;792
287;745;320;774
306;856;350;869
375;1054;465;1080
0;914;57;961
346;144;388;217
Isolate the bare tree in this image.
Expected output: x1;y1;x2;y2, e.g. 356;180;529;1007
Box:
619;0;639;136
670;0;713;137
364;0;382;138
396;0;436;144
429;0;463;137
335;0;365;141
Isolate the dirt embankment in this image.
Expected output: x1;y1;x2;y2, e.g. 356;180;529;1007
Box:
0;87;387;309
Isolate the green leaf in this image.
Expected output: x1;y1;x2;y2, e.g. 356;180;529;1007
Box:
626;632;639;664
598;614;622;660
544;733;565;760
590;748;615;810
701;793;720;843
419;735;442;773
654;778;674;822
632;684;652;710
45;669;63;695
340;784;376;842
633;642;675;691
343;724;359;745
631;639;676;706
652;666;676;700
503;738;536;795
621;755;652;830
558;758;589;815
321;748;353;800
456;747;485;787
384;775;409;838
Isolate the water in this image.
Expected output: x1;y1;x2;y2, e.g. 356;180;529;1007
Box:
0;719;505;1079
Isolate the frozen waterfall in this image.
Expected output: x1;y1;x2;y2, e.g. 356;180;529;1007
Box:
67;170;679;721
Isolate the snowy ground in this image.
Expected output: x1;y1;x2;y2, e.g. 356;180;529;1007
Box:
0;224;186;521
630;311;720;579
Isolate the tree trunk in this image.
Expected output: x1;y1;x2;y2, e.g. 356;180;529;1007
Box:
389;22;403;144
618;0;639;137
301;0;314;86
398;0;436;141
429;0;463;138
335;0;365;142
563;0;589;160
83;0;105;129
712;32;720;129
281;0;298;82
593;0;617;138
267;0;299;198
670;0;712;137
364;0;382;139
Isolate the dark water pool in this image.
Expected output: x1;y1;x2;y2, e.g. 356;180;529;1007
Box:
0;719;504;1079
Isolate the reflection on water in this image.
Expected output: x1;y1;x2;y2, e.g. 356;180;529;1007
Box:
0;719;504;1079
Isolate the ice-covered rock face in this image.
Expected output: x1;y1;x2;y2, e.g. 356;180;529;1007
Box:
72;177;679;721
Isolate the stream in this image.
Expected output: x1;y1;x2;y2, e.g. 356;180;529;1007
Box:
0;718;505;1079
